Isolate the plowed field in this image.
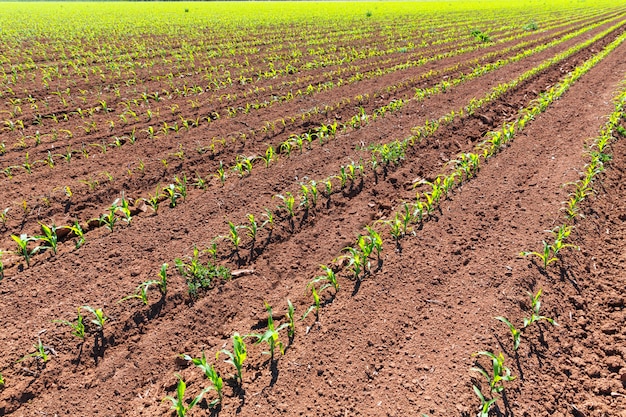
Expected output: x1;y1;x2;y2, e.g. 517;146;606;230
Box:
0;2;625;416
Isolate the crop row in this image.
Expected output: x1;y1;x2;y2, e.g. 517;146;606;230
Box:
1;14;623;246
1;10;610;158
2;17;621;276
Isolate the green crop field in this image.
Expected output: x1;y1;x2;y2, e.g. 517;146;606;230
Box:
0;1;625;416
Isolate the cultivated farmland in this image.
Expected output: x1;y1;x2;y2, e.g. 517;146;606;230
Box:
0;1;625;416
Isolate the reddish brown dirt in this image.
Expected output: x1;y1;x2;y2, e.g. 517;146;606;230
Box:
1;8;626;417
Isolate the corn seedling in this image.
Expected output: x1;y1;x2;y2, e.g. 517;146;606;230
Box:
310;264;339;292
336;166;349;188
262;208;275;231
494;316;521;350
36;223;59;254
114;194;133;224
174;175;188;201
218;333;247;386
261;145;276;167
99;203;118;231
224;221;242;253
244;214;260;243
80;305;107;330
204;239;219;263
520;240;555;269
300;183;312;210
472;385;498;417
232;155;254;177
181;351;223;407
471;351;515;394
0;251;4;280
520;226;578;270
0;207;9;228
550;224;578;257
0;373;4;386
54;307;86;340
146;186;163;213
214;161;227;185
323;178;333;197
380;214;404;243
156;263;168;295
164;374;210;417
63;221;85;249
342;246;365;280
275;192;296;226
364;226;384;264
119;280;159;305
250;302;289;360
11;234;39;267
19;338;51;364
285;299;296;338
163;184;181;207
302;283;321;321
192;173;207;190
523;289;558;328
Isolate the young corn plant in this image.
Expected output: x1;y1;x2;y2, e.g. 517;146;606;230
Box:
275;192;296;217
80;305;107;330
310;264;339;293
11;234;39;267
300;183;312;211
163;184;182;208
174;175;188;201
244;214;260;245
156;263;168;296
520;240;555;269
217;333;247;387
342;246;364;280
19;338;51;364
223;221;242;255
364;226;383;262
119;280;159;305
114;194;133;224
471;351;515;395
472;385;498;417
232;155;253;177
302;282;321;321
145;186;163;213
494;316;522;350
0;250;4;280
0;207;9;228
181;351;223;407
261;145;276;168
285;299;296;339
37;223;59;254
99;203;118;232
250;302;289;360
54;306;86;341
164;374;210;417
520;225;578;270
64;221;85;249
523;289;558;328
550;224;579;258
214;161;227;185
275;192;296;230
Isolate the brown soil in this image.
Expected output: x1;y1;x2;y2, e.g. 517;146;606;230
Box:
1;7;625;417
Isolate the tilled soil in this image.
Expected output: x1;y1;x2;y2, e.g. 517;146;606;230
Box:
0;5;625;417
